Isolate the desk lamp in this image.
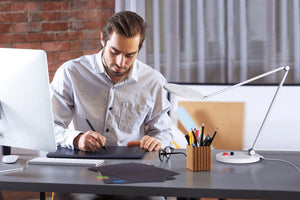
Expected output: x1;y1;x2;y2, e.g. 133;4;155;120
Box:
164;66;290;164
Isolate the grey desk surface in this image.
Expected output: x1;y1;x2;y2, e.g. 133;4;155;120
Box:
0;149;300;200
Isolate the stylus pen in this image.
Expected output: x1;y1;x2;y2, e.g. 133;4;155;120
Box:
85;119;107;150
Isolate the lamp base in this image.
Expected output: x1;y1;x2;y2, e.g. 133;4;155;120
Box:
216;151;262;164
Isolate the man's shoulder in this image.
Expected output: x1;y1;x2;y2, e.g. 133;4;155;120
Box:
135;59;166;81
58;53;99;74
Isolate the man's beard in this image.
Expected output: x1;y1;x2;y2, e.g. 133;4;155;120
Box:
102;52;131;77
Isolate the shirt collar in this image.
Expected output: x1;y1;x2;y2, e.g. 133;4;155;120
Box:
94;50;105;74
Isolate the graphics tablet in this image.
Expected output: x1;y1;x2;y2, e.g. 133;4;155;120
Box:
47;146;146;159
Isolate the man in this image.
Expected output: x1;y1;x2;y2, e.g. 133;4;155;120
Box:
50;11;173;154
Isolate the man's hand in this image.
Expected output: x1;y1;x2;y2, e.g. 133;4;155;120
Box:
73;131;106;152
127;135;162;152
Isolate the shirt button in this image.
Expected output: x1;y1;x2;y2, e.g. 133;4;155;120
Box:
106;128;109;132
109;107;112;111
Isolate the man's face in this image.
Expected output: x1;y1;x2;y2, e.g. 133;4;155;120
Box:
101;32;140;82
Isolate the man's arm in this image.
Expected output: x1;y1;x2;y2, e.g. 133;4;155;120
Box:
127;82;173;151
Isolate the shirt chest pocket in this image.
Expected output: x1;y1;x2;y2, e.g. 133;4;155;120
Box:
118;102;149;133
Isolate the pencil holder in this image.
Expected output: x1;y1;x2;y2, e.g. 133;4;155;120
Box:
186;145;211;171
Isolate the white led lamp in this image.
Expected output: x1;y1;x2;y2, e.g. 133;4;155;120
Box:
164;66;290;164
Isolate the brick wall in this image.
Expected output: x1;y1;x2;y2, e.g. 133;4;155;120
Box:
0;0;115;81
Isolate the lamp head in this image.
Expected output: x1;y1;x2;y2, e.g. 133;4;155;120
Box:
163;83;205;100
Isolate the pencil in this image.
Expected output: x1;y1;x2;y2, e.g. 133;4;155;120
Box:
173;141;181;149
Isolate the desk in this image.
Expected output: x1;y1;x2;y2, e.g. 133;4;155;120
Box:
0;149;300;200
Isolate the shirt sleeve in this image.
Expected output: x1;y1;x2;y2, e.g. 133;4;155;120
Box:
50;64;81;149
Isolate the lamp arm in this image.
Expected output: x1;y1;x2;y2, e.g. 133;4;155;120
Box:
203;66;290;155
204;66;288;100
248;66;289;155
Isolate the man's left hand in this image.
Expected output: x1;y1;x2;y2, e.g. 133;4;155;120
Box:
127;135;161;152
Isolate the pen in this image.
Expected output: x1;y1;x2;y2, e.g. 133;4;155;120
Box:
207;128;218;146
200;123;204;146
194;129;199;146
203;135;211;146
191;128;198;147
85;119;107;150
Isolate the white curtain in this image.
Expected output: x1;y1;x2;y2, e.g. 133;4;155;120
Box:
115;0;300;84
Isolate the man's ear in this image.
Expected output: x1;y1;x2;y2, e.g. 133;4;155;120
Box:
100;32;105;47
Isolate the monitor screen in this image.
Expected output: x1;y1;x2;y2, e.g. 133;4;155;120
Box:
0;48;57;152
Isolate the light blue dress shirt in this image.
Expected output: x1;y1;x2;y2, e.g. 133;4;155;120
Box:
50;50;173;149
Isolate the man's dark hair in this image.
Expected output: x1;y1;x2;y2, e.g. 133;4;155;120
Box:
102;11;146;51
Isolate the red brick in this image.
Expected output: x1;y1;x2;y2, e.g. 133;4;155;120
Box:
28;12;43;22
46;52;56;62
70;40;81;51
12;42;41;49
83;49;100;55
42;22;68;31
12;2;40;11
96;0;115;9
96;8;114;20
0;13;11;22
1;0;25;1
56;11;71;21
41;2;69;11
12;23;28;32
81;40;98;50
82;30;101;40
0;44;13;48
70;0;96;10
69;10;85;20
69;21;83;30
0;23;11;33
41;12;58;21
81;20;98;29
0;33;26;43
57;51;82;62
49;72;55;83
48;62;63;72
42;41;70;52
56;31;82;41
84;9;111;19
0;2;11;12
1;0;24;1
27;22;41;32
0;13;28;22
27;32;55;42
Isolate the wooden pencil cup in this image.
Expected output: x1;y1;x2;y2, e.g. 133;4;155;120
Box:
186;145;211;171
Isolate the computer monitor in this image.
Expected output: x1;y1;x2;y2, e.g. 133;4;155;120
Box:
0;48;57;153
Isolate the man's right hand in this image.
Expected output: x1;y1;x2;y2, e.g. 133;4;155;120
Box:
73;131;106;152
